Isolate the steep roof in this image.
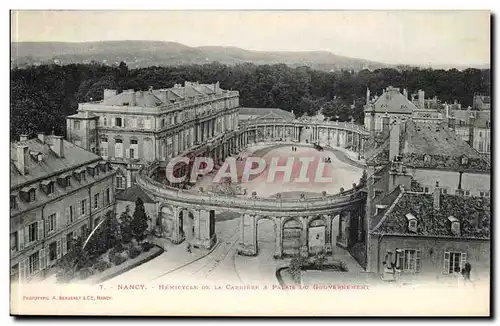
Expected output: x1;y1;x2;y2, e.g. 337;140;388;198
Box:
11;136;101;189
116;184;155;204
366;86;417;114
371;192;490;239
400;120;490;172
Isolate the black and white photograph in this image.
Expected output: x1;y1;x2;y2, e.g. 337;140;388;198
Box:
9;9;491;316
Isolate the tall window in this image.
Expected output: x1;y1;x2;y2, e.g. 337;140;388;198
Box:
397;249;421;273
130;139;138;159
100;137;108;158
68;205;74;224
81;171;86;182
444;252;466;274
81;199;87;216
103;117;107;126
94;193;100;209
28;222;37;243
66;232;74;252
115;117;122;127
29;251;39;275
105;188;110;205
49;242;57;261
10;232;18;252
74;120;81;130
116;176;125;189
115;139;123;158
47;213;57;234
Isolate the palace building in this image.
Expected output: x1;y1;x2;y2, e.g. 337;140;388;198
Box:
10;134;115;283
66;81;240;191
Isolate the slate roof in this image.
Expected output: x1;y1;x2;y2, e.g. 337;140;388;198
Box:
365;86;417;114
10;136;101;189
371;192;491;239
115;184;155;204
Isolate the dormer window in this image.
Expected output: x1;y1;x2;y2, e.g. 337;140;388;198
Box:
87;166;95;177
448;216;460;236
99;162;107;172
41;180;55;195
81;170;86;182
461;156;468;165
406;213;417;233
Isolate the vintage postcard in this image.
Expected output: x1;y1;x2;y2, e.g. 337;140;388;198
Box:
10;10;491;316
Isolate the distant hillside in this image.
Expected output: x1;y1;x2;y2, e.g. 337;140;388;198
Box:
11;40;391;72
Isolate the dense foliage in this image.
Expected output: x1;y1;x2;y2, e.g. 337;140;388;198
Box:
11;62;490;139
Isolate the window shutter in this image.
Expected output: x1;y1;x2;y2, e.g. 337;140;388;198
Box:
415;250;421;273
85;200;90;216
460;252;467;270
443;252;450;274
18;228;24;250
77;201;82;218
65;207;70;225
45;218;50;235
56;213;60;231
102;190;106;207
37;221;44;241
39;248;46;270
24;226;29;245
56;239;62;259
62;236;67;256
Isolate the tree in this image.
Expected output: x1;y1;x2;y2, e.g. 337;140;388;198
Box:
103;211;121;248
55;236;84;282
130;198;149;242
359;170;368;188
119;205;134;243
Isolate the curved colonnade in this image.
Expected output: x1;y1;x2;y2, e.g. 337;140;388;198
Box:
137;118;369;258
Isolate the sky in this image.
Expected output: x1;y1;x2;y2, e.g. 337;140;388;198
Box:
10;10;491;66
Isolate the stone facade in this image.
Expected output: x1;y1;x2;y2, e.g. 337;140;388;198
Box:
66;82;240;191
10;134;116;283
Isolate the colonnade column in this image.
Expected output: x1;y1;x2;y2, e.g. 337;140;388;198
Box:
274;217;282;259
300;216;309;258
325;215;333;254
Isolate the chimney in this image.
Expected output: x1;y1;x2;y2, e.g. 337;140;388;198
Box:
403;88;408;99
37;132;46;144
103;89;117;101
366;87;370;105
20;134;28;142
418;89;425;109
468;113;475;146
130;91;137;106
51;136;64;158
15;145;29;175
369;107;376;139
433;181;440;210
389;121;400;161
158;90;168;103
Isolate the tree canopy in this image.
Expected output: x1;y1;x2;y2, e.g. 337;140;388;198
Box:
10;62;490;139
